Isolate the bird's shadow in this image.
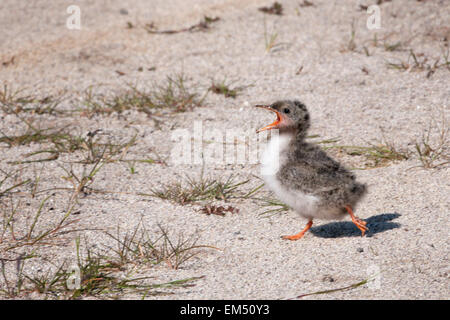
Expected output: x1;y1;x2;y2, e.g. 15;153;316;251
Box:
310;213;401;238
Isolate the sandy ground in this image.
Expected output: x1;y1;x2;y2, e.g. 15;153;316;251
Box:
0;0;449;299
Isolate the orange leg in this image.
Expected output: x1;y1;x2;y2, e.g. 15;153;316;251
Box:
282;220;313;241
345;205;368;236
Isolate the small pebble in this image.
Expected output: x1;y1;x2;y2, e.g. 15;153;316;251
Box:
357;247;364;253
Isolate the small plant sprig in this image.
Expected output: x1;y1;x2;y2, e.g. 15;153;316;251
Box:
103;222;215;269
1;223;210;299
412;114;449;169
0;84;66;116
0;253;34;298
263;18;279;53
1;199;78;252
209;79;248;99
2;235;205;299
257;197;290;216
82;74;206;117
387;47;450;77
308;135;409;169
148;174;251;205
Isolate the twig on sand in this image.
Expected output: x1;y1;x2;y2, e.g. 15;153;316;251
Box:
145;16;220;34
288;277;373;299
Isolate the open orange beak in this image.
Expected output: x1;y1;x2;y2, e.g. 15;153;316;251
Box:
255;105;281;133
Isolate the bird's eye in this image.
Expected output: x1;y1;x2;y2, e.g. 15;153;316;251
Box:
283;108;290;114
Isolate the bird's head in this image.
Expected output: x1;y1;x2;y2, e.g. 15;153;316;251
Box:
255;100;310;137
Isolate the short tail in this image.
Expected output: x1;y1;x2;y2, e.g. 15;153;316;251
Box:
349;182;367;199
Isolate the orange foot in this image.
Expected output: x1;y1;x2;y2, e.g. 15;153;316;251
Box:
282;220;313;241
345;205;368;236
